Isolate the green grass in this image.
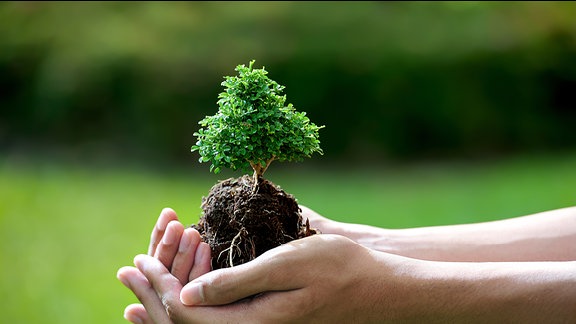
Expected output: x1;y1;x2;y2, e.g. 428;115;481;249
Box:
1;152;575;323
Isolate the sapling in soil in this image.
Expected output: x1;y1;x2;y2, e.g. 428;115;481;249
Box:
191;60;324;270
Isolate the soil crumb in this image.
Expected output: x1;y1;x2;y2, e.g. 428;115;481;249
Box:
192;175;318;270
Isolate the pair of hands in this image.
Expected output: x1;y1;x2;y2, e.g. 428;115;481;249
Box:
117;207;404;323
118;206;576;323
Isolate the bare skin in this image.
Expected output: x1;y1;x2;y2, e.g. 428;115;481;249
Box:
302;205;576;261
117;206;576;323
118;208;211;323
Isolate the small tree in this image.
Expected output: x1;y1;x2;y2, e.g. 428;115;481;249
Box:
192;60;324;187
190;60;323;269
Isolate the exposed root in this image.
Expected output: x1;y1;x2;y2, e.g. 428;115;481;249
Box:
195;175;319;269
228;230;243;267
216;229;247;268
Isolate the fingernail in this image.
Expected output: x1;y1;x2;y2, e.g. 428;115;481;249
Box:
116;267;131;289
162;225;176;245
156;208;170;231
181;282;205;305
179;230;192;253
194;241;205;260
133;254;149;271
124;311;143;324
195;242;210;265
118;276;129;288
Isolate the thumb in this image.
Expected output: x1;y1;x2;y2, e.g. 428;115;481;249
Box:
180;248;304;306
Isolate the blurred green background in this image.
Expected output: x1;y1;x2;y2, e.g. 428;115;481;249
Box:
1;1;575;323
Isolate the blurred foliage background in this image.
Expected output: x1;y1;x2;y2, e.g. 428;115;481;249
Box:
1;1;576;323
2;1;576;165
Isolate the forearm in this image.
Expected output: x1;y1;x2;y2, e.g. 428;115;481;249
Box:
369;253;576;322
333;206;576;261
412;260;576;322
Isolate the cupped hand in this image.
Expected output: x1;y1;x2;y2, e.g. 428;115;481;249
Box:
132;234;406;323
119;206;391;323
118;208;212;324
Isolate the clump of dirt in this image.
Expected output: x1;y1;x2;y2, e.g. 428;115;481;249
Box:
192;174;318;270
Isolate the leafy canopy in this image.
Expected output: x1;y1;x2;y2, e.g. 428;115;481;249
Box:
192;60;323;176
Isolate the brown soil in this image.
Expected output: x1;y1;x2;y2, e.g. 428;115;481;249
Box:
192;174;318;270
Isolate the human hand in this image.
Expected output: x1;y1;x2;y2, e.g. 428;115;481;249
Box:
118;206;394;323
132;235;576;323
117;206;342;323
121;206;576;323
147;208;212;284
128;234;410;323
118;208;211;323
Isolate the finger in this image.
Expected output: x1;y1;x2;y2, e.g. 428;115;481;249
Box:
180;245;304;306
134;254;255;323
117;266;172;324
299;205;329;230
148;208;179;256
299;205;313;216
189;242;212;281
124;304;153;324
171;228;202;285
134;254;185;307
154;220;185;270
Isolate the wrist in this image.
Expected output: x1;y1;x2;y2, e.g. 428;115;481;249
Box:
316;220;399;251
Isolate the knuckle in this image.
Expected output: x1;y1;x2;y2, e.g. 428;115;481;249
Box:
161;294;183;323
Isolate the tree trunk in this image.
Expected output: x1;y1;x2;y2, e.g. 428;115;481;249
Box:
250;157;275;192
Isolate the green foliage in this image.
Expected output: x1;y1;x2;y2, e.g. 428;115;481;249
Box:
2;2;576;164
192;60;323;175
